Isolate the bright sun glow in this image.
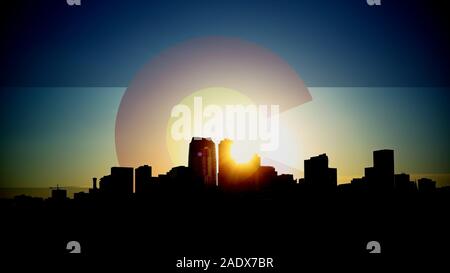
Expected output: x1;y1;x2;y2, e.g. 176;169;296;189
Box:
166;87;255;166
230;140;259;163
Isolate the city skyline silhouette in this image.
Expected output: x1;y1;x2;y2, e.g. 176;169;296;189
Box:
1;0;450;268
2;136;449;266
1;136;447;203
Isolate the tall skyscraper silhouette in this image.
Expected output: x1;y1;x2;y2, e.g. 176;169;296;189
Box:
188;137;217;187
366;149;395;193
218;139;234;190
218;139;261;191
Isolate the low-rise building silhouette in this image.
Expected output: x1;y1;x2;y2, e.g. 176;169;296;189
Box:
395;173;417;193
51;185;67;201
89;177;99;196
304;154;337;192
418;178;436;193
100;167;134;197
135;165;152;195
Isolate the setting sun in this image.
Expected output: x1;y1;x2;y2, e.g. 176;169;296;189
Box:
230;140;259;163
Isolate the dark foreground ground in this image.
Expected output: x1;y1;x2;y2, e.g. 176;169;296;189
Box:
1;191;449;271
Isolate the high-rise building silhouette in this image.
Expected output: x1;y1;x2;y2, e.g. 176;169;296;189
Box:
366;149;395;193
218;139;235;189
218;139;261;191
374;149;394;182
188;137;217;187
304;154;337;192
135;165;152;195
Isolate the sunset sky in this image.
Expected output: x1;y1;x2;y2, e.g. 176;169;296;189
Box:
0;86;448;189
0;0;449;191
